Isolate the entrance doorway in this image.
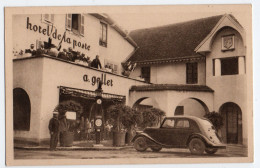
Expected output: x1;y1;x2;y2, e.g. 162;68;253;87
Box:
220;102;242;144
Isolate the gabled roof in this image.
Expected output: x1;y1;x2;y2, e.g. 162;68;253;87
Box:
128;15;224;63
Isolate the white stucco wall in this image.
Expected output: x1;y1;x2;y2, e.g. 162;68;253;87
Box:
13;58;44;142
12;14;135;75
37;57;146;139
129;90;213;117
130;61;206;85
178;99;206;118
206;26;247;144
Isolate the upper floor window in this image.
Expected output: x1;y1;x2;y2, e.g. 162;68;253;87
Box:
221;57;238;75
66;14;84;36
186;62;198;84
42;14;54;24
141;66;150;83
99;22;107;47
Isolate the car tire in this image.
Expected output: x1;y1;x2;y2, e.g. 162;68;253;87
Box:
151;146;162;152
205;148;218;154
134;137;148;152
188;138;206;155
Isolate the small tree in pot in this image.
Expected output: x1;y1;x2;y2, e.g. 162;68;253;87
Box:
107;104;142;146
139;107;166;129
54;101;83;146
204;111;224;133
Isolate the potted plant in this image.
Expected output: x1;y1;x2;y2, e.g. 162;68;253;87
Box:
55;101;83;147
139;107;166;129
107;104;142;146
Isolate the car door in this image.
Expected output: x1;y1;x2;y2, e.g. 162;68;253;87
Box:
156;118;177;146
173;119;193;147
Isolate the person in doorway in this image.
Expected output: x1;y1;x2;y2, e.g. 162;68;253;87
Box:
84;118;92;141
59;113;68;147
48;111;60;151
91;55;102;69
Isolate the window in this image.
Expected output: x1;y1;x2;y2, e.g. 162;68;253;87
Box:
13;88;31;131
186;62;198;84
162;119;175;128
176;120;190;128
66;14;84;36
221;57;238;75
104;60;118;74
100;22;108;47
141;66;151;83
42;14;54;23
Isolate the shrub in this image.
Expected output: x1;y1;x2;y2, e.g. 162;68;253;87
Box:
204;111;223;130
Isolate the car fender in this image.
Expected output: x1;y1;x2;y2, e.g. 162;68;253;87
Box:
132;132;165;146
187;133;215;146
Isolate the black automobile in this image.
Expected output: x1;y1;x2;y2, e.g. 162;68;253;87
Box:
132;116;226;155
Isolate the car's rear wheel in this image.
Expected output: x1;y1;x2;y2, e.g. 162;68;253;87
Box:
134;137;148;152
188;138;206;155
205;148;218;154
151;146;162;152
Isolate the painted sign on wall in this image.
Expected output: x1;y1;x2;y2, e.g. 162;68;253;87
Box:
26;17;91;50
83;73;113;87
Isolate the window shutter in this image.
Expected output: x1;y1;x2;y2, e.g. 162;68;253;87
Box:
66;14;72;30
113;65;118;74
44;14;49;21
80;15;84;35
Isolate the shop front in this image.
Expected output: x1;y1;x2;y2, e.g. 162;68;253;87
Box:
13;55;146;145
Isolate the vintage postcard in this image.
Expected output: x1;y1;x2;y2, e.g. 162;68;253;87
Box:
5;4;253;166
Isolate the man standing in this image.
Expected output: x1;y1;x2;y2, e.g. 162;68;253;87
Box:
48;111;60;151
91;55;102;69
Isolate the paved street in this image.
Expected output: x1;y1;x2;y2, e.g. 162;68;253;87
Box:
14;145;247;159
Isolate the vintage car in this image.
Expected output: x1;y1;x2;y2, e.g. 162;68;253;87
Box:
132;116;226;155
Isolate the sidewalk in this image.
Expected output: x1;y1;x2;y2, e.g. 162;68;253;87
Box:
14;140;133;151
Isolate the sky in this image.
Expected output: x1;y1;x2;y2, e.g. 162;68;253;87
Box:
108;5;250;33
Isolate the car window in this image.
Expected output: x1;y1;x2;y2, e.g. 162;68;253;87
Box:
176;120;190;128
162;119;175;128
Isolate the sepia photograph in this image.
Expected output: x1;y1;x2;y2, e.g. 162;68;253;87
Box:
4;4;253;166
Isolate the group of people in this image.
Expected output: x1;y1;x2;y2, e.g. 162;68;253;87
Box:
48;111;113;151
15;41;104;70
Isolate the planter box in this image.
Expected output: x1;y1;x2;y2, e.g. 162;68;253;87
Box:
60;132;74;147
112;131;126;147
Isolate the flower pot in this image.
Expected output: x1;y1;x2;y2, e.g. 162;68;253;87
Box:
125;131;134;145
60;131;74;147
112;131;126;146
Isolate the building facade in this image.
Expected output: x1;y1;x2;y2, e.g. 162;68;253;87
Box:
128;14;249;145
13;13;250;146
12;13;145;144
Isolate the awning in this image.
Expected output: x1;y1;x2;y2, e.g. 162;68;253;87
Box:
59;86;126;102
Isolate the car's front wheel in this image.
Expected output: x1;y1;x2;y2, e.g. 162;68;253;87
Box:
205;148;218;154
188;138;206;155
151;146;162;152
134;137;148;152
